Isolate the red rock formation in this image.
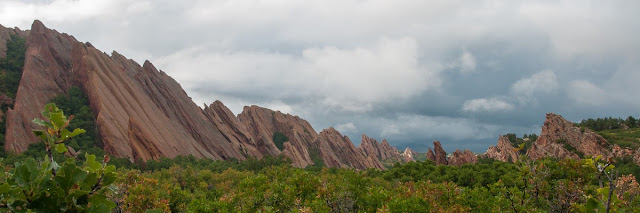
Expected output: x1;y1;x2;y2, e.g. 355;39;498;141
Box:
484;135;520;162
2;20;404;170
380;139;403;162
237;105;388;169
527;113;610;160
204;101;263;159
426;148;435;162
0;24;28;58
433;141;448;165
5;21;218;161
238;105;313;167
448;149;478;166
401;147;417;162
358;134;404;165
319;128;385;170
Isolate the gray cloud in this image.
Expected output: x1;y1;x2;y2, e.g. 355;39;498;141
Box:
2;0;639;153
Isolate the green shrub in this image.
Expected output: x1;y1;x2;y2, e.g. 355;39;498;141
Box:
272;131;288;151
0;103;116;212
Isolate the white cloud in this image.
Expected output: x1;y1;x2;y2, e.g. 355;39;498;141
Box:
567;80;607;106
519;1;640;58
462;97;514;113
157;37;439;113
458;50;477;73
335;122;357;134
511;70;557;96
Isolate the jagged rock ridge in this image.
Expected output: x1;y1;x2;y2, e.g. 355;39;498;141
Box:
483;135;519;163
425;140;477;166
2;21;407;169
527;113;610;160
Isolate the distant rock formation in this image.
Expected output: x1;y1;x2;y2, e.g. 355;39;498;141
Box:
527;113;610;160
484;135;519;162
448;149;478;166
401;147;417;162
358;134;405;166
426;148;435;162
433;141;448;165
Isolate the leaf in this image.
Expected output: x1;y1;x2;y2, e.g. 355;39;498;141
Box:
87;194;116;213
50;112;65;129
32;118;53;129
84;154;102;172
69;128;86;138
42;103;57;118
55;162;88;193
145;209;164;213
60;129;71;141
33;130;47;142
55;143;68;154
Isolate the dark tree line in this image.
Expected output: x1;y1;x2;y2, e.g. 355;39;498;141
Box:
577;116;639;131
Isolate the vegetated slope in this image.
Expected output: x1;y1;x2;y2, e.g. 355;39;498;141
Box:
0;20;408;169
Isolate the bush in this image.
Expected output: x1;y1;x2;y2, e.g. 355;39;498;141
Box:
0;103;116;212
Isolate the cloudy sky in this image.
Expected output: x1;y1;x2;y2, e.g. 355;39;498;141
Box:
2;0;639;153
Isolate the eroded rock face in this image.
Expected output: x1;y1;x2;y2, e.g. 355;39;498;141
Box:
0;24;28;58
380;139;403;162
527;113;610;160
484;135;519;162
426;148;435;162
6;21;218;161
238;105;314;167
401;147;417;162
358;134;405;166
319;128;385;170
448;149;478;166
433;141;448;165
204;101;263;159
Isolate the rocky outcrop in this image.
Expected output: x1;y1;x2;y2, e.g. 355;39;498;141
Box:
358;134;405;165
401;147;417;162
0;24;28;58
319;128;385;170
432;141;448;165
426;148;435;162
527;113;610;160
238;105;313;167
236;105;387;169
484;135;520;162
448;149;478;166
6;20;223;161
380;139;403;162
204;101;263;159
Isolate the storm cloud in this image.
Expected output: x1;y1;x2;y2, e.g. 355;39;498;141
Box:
2;0;639;152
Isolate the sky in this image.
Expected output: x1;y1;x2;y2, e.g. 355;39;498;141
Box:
2;0;639;153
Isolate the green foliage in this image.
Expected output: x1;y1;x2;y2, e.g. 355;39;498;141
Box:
598;127;640;150
50;86;104;159
306;147;325;169
577;116;639;131
272;131;288;151
0;103;116;212
0;34;26;99
505;133;537;153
